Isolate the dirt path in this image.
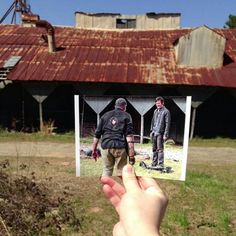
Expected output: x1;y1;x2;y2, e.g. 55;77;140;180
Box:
0;142;236;164
0;142;75;158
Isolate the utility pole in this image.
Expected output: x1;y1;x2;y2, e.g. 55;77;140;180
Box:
0;0;32;24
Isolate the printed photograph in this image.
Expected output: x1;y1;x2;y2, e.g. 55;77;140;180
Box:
75;95;191;180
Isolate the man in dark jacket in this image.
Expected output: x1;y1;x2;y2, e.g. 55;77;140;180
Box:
92;98;135;176
150;96;171;167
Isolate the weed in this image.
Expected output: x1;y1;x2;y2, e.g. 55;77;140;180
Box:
0;161;80;236
171;211;189;228
220;212;232;233
42;119;56;135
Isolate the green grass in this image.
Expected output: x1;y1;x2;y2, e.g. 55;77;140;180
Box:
1;129;236;148
171;211;189;228
189;137;236;148
220;213;232;232
0;130;75;142
134;159;182;180
80;144;183;180
162;163;236;235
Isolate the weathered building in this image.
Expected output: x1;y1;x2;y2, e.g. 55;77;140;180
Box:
75;12;180;29
0;12;236;141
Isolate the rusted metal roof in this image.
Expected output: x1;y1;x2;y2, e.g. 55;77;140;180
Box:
1;24;236;88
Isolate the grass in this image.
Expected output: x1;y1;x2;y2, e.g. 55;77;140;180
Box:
0;132;236;235
162;163;236;235
80;157;182;180
80;143;183;180
1;157;236;236
1;153;235;235
1;129;236;148
220;213;232;232
189;136;236;148
0;130;75;142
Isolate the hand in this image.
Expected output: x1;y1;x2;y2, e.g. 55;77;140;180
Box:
101;164;168;236
163;136;168;142
92;149;98;161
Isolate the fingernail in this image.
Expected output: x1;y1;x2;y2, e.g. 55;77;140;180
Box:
125;164;133;174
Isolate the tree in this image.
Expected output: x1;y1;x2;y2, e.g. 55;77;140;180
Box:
224;14;236;28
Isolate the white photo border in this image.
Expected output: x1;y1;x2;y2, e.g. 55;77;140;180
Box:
74;95;80;176
180;96;192;181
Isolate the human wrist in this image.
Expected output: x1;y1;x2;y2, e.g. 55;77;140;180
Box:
123;218;159;236
130;227;159;236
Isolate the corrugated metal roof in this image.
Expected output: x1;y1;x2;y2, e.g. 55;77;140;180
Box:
1;24;236;88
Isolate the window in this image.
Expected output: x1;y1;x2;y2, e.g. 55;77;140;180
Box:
116;19;136;29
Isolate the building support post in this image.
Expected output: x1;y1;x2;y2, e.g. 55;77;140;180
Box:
140;115;144;144
23;82;56;132
190;107;196;140
190;101;202;140
39;101;43;132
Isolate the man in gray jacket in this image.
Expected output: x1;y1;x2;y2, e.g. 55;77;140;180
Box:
150;96;171;167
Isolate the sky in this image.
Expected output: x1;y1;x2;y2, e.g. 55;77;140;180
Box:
1;0;236;28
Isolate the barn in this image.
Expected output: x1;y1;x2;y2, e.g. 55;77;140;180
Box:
0;12;236;142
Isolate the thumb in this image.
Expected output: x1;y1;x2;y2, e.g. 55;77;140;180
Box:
122;164;140;192
113;222;127;236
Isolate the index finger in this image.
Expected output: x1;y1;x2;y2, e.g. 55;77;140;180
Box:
101;176;126;197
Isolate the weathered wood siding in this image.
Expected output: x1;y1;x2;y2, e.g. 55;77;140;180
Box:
75;12;180;29
175;26;226;68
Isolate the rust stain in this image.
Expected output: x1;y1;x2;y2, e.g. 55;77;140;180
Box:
0;25;236;88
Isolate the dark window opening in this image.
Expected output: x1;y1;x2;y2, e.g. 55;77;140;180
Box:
223;53;234;66
116;19;136;29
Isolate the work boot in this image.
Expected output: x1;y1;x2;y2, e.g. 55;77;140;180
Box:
158;150;164;167
150;152;158;167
